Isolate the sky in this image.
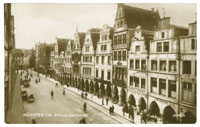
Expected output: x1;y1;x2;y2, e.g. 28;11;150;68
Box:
12;3;196;49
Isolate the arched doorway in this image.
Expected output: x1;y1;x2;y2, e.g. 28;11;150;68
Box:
163;106;177;123
112;86;119;104
128;94;136;106
182;111;196;123
100;83;105;97
149;101;160;117
106;85;112;98
138;97;146;112
85;80;89;92
120;88;126;105
95;82;99;96
77;78;80;90
89;81;94;94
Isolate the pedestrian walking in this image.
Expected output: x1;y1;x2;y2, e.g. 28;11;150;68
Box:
128;106;133;119
85;92;88;99
63;89;65;95
122;104;126;116
111;105;115;115
50;90;54;99
32;119;36;124
81;92;84;99
55;83;58;87
83;102;87;112
106;97;109;106
35;79;38;84
109;106;112;115
140;110;145;123
79;117;86;124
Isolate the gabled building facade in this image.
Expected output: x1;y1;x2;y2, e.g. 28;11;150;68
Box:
112;3;160;106
95;24;113;99
148;17;188;123
80;28;100;94
127;25;153;112
72;30;85;89
179;21;196;123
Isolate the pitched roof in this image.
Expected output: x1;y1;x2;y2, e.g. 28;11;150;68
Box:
120;4;160;30
90;29;100;51
78;32;86;49
56;38;69;55
13;48;24;57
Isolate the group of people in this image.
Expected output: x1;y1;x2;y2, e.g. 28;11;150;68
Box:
81;92;88;99
109;105;115;115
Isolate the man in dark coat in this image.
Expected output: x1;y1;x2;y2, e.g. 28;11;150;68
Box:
83;102;87;112
50;90;54;99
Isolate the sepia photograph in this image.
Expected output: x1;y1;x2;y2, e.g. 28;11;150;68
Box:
4;2;197;124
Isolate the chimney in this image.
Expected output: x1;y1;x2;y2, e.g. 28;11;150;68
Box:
151;8;155;12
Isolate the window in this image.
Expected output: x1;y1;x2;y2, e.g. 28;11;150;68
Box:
96;56;99;64
157;42;162;52
130;59;134;69
159;79;166;95
191;39;196;50
114;36;117;45
160;61;166;71
182;82;193;102
118;51;121;61
164;41;169;52
169;80;176;98
136;60;140;69
141;79;146;89
183;61;191;74
136;46;140;52
108;56;111;65
195;61;196;75
169;61;176;72
123;51;126;61
90;56;92;62
151;60;157;70
130;76;134;86
107;71;111;80
104;45;107;51
101;45;104;51
96;69;98;78
141;60;146;70
123;34;126;44
151;78;157;93
102;56;104;64
114;51;117;61
101;70;104;79
161;32;165;38
135;77;139;88
118;35;121;44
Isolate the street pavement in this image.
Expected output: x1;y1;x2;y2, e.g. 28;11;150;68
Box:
21;71;122;124
6;73;27;123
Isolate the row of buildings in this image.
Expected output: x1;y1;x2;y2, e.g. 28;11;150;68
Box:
35;4;196;123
